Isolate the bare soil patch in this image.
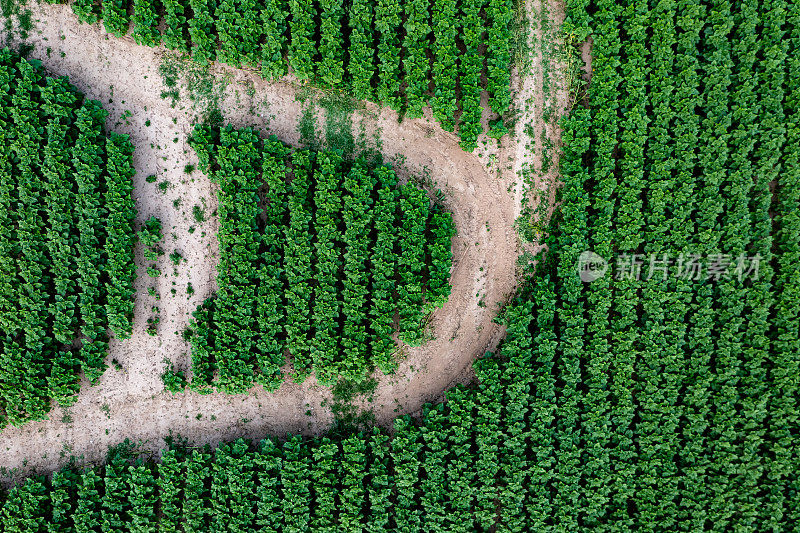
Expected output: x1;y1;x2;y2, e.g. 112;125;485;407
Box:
0;0;568;481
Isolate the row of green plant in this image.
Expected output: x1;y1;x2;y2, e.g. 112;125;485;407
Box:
187;125;455;392
66;0;516;151
0;50;138;429
0;298;541;533
5;0;798;527
543;0;799;525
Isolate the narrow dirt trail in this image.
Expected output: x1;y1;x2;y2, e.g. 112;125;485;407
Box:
0;3;531;479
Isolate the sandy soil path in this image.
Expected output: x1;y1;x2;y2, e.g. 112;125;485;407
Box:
0;2;545;480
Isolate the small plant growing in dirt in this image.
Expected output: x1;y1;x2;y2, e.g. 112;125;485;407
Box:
488;118;509;140
139;216;163;246
192;204;205;223
140;217;164;276
162;359;187;393
184;163;195;174
146;174;157;183
143;245;162;260
169;250;183;266
161;89;180;107
187;283;195;296
147;309;160;335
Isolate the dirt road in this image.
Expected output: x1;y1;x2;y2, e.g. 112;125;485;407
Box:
0;2;544;480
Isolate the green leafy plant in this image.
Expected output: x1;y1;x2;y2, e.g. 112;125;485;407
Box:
186;125;455;391
68;0;517;147
0;52;137;426
161;360;188;393
192;204;205;223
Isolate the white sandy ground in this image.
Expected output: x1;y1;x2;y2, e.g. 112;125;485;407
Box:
0;0;568;482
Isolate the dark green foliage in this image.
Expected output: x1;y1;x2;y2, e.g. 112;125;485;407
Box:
338;160;376;381
318;0;346;86
7;0;800;529
162;0;190;52
288;0;317;80
211;440;256;531
375;0;403;110
457;0;486;151
310;151;344;385
101;0;130;37
157;450;183;533
72;0;101;24
426;204;456;308
187;125;455;390
128;463;157;532
69;0;515;148
74;101;110;385
486;0;513;116
215;0;262;67
257;139;291;390
0;50;137;428
402;0;432;119
280;435;311;530
397;183;430;345
369;167;400;373
206;127;266;394
187;0;217;64
431;0;459;130
3;264;798;529
283;150;315;379
161;361;187;393
348;0;375;100
0;477;48;530
260;0;288;79
104;133;138;339
131;0;161;47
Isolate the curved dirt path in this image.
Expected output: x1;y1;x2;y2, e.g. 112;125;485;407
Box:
0;4;528;479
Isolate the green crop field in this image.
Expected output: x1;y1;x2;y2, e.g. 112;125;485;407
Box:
187;125;455;392
0;0;798;529
0;50;137;429
65;0;515;150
